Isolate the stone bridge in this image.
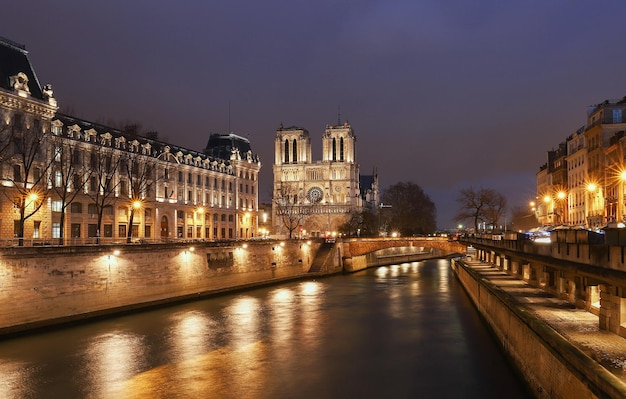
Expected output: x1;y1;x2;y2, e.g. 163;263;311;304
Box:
341;237;466;258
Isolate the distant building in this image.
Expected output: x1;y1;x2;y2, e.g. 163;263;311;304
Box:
0;36;261;244
537;97;626;229
272;121;379;237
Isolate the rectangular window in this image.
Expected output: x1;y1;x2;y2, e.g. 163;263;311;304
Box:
187;226;193;238
196;226;201;238
178;171;183;182
221;227;226;238
55;171;62;187
221;214;226;222
120;181;127;196
145;208;152;220
104;224;113;237
51;200;63;212
197;175;201;185
54;146;62;162
613;109;623;123
132;224;139;237
187;173;192;184
13;165;21;182
90;177;97;192
228;215;234;222
103;205;113;215
88;203;97;215
52;222;61;239
71;202;82;213
228;228;233;239
145;225;152;238
73;174;82;191
88;224;98;237
71;223;81;238
119;207;128;217
72;149;81;165
33;221;40;239
118;224;126;238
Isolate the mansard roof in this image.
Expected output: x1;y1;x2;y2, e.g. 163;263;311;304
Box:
204;133;252;159
53;113;239;174
0;37;44;100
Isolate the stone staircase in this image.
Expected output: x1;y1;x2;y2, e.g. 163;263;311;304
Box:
308;242;335;273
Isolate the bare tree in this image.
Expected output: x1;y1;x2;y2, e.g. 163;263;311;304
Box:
49;135;91;244
120;149;158;242
3;118;54;245
455;187;507;231
273;182;312;239
85;145;121;242
484;191;507;230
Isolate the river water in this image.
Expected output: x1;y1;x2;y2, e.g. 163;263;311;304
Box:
0;259;530;398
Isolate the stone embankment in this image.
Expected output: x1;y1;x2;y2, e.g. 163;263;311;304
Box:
0;240;342;337
452;258;626;399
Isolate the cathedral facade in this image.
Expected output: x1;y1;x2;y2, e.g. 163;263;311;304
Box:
272;121;379;238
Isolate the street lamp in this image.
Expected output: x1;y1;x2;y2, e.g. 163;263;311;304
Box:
556;190;567;225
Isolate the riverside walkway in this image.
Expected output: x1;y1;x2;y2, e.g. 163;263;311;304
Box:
461;258;626;394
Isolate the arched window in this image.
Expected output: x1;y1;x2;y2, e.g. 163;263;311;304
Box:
284;139;290;163
340;137;344;161
292;140;298;163
332;137;337;161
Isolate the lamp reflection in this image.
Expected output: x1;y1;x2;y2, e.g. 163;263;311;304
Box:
298;281;323;349
0;361;33;399
171;311;211;361
225;296;261;349
84;332;145;398
268;288;296;360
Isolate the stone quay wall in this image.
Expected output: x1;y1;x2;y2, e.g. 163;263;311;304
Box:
452;259;624;399
0;240;322;336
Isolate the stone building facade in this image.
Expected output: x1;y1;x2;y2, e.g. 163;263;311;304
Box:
537;97;626;229
0;37;260;244
272;121;379;237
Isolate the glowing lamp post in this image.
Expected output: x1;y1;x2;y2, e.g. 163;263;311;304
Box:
556;191;567;225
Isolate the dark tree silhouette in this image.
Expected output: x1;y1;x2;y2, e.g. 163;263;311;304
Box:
381;181;436;235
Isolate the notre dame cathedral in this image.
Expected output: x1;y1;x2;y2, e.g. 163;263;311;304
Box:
272;121;379;238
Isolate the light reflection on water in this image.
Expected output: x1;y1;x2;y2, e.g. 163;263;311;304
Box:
0;259;528;398
0;361;34;399
84;332;146;399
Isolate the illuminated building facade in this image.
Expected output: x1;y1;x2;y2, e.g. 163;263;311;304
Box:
0;37;260;244
272;121;379;237
537;97;626;229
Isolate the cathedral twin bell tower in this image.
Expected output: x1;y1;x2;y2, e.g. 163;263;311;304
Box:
272;121;362;238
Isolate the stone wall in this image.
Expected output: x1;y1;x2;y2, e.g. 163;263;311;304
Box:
452;259;625;399
0;240;321;335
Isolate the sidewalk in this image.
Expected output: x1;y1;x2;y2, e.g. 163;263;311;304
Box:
464;259;626;379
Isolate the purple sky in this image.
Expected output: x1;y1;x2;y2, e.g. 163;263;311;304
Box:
5;1;626;228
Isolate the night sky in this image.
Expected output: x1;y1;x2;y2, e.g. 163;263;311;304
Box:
5;1;626;229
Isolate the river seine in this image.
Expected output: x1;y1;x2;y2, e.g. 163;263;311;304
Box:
0;258;529;398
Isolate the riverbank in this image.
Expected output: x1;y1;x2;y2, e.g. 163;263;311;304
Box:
0;240;343;338
452;258;626;399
